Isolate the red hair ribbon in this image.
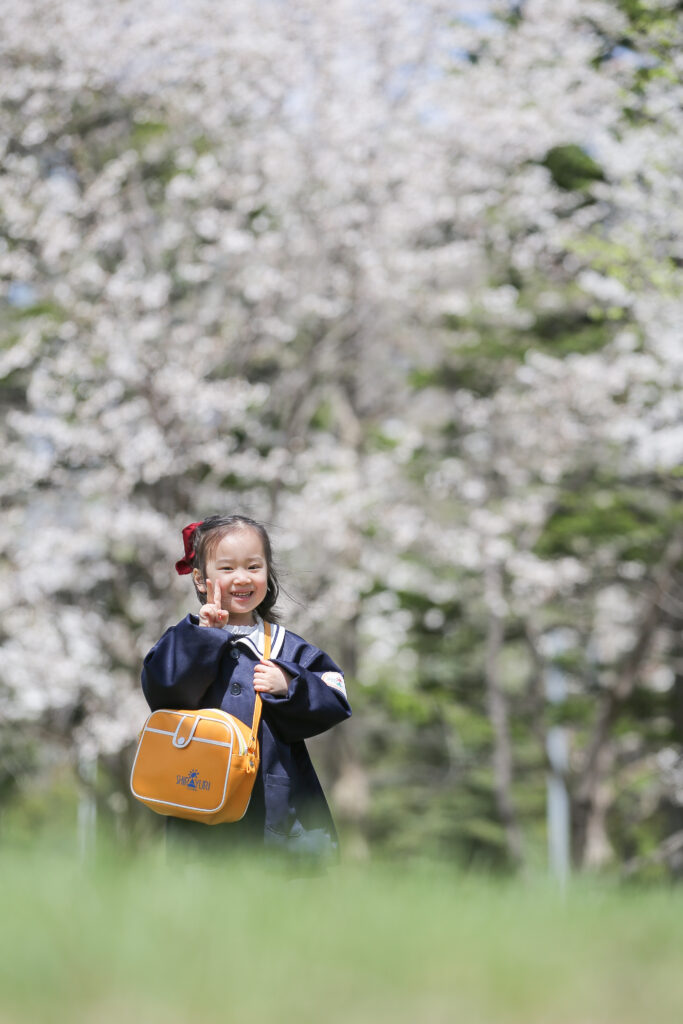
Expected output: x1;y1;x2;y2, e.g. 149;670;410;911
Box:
175;521;202;575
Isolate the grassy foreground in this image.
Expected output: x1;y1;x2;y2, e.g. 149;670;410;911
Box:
0;841;682;1024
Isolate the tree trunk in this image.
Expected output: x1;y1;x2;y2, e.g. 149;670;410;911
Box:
484;562;524;867
574;529;683;868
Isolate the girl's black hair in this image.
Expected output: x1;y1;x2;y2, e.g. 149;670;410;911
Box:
190;514;281;623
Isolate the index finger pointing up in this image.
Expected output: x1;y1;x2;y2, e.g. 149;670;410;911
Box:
206;577;214;606
213;577;222;609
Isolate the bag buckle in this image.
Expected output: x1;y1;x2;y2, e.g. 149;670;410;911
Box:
172;715;200;749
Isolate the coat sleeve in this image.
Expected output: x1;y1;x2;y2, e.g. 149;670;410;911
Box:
260;641;351;743
141;614;230;711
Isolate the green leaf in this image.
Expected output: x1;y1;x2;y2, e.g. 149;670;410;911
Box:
543;144;606;191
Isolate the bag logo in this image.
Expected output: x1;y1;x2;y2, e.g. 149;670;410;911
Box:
177;769;211;791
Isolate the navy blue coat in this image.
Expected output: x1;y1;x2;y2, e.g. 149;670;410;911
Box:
141;614;351;856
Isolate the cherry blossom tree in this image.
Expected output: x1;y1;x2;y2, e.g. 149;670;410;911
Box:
1;0;681;869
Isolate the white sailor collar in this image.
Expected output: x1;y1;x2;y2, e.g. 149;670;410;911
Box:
228;613;285;660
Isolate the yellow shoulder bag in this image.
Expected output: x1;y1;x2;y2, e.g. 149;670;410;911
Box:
130;622;271;824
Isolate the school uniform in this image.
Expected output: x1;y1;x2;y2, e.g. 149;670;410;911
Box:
141;613;351;858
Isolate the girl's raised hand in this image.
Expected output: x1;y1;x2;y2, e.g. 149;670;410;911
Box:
198;578;229;629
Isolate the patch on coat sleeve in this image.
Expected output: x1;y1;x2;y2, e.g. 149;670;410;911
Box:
321;671;347;697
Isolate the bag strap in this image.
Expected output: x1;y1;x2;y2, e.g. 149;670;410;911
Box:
247;620;271;768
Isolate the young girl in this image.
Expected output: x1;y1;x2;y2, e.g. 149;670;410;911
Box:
141;514;351;859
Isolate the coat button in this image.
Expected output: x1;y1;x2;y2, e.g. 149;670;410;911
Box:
230;682;242;695
230;649;240;660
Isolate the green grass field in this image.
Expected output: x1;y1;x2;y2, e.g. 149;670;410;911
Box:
1;841;682;1024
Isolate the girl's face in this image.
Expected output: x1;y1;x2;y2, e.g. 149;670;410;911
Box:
194;527;268;626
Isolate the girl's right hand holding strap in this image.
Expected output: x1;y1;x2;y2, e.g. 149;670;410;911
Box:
198;578;229;629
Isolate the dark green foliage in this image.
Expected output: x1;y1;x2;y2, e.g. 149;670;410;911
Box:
130;120;169;147
532;307;621;354
429;303;620;391
7;301;66;321
534;486;677;561
410;361;500;397
542;144;606;192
